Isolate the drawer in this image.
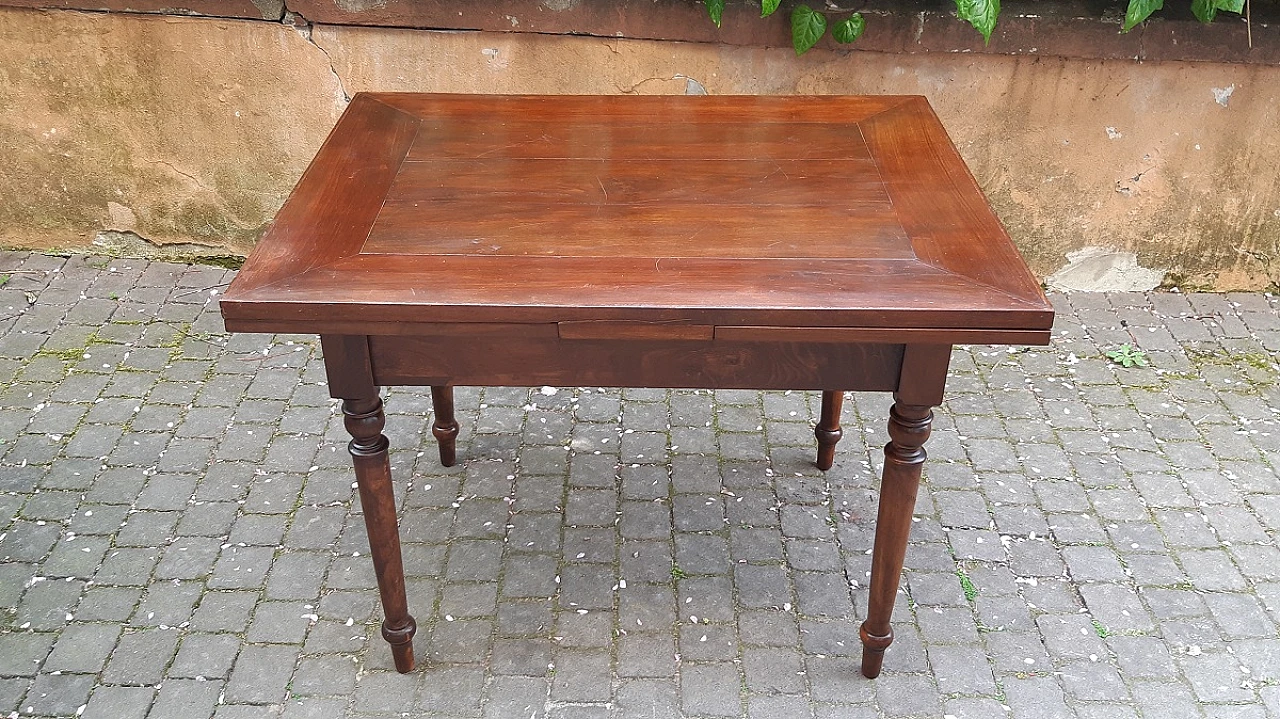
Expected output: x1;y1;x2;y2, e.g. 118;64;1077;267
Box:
368;334;905;391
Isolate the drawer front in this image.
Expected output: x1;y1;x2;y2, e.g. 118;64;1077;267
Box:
369;334;904;391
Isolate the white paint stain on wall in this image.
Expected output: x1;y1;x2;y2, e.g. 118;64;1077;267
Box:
1048;247;1166;292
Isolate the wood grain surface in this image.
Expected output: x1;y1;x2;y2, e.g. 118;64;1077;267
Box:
222;93;1053;341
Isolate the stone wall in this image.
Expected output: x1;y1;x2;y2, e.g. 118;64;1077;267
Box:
2;3;1278;289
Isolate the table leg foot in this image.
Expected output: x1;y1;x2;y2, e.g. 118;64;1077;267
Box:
860;397;932;678
815;390;844;471
383;618;418;673
858;625;894;678
430;385;459;467
345;396;418;673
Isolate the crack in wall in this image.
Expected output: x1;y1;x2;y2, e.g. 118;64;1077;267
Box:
614;74;709;95
285;11;351;103
1235;246;1280;286
152;159;213;194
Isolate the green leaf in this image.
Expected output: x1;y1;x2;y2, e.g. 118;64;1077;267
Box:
1191;0;1217;21
956;568;978;602
1121;0;1162;32
955;0;1001;43
791;4;827;55
706;0;725;27
1105;344;1149;368
761;0;781;18
831;13;867;43
1193;0;1243;22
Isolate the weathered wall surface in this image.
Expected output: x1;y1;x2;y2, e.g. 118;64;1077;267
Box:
3;6;1278;288
0;9;345;256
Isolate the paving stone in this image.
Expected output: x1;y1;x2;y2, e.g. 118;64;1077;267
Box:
1002;675;1072;719
731;527;785;563
1061;544;1128;582
916;606;981;645
1037;614;1107;662
942;697;1009;719
984;628;1052;673
149;678;222;719
926;643;997;695
481;675;549;718
19;672;94;717
1059;660;1129;701
17;578;85;629
439;581;498;618
563;527;614;565
875;673;940;718
1179;651;1256;703
208;546;276;589
80;685;155;719
496;600;553;639
155;537;222;580
550;651;611;703
680;662;742;717
611;678;678;719
350;670;417;713
618;582;676;631
735;564;792;609
739;609;799;647
1180;548;1249;591
559;565;615;610
74;585;142;622
265;551;330;600
225;644;297;703
1079;583;1157;634
743;646;805;693
1204;591;1278;639
487;638;550;676
793;571;853;618
0;520;61;562
1234;638;1280;683
427;618;492;662
42;623;121;673
746;693;813;719
169;632;242;679
554;610;613;649
618;635;677;678
114;510;181;547
191;590;260;632
799;618;877;659
102;627;180;685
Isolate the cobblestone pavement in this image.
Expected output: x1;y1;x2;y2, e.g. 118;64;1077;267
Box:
1;252;1279;719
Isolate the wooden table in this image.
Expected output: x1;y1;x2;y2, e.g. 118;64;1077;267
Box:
221;93;1053;678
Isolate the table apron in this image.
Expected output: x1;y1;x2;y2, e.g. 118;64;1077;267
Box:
365;334;906;391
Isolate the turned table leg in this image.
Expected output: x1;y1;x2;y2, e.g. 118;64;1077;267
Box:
430;385;459;467
860;398;931;678
859;344;950;679
344;396;417;673
815;390;844;471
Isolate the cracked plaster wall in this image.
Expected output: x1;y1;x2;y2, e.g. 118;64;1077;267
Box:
3;6;1279;289
0;7;345;256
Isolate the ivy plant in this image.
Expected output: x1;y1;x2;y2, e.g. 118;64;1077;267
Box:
705;0;1249;54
